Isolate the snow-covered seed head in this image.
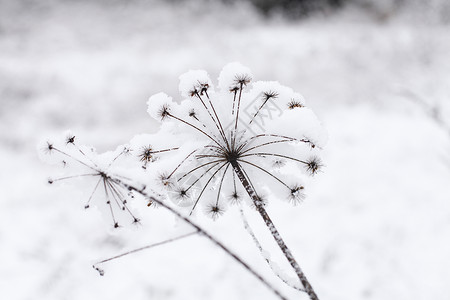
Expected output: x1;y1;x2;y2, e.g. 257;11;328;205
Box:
41;136;143;228
205;202;226;220
289;185;305;205
139;145;154;163
93;266;105;276
186;81;209;98
179;70;212;98
43;141;54;155
158;104;171;121
188;88;198;97
174;186;190;201
188;109;198;119
122;145;132;155
305;156;323;175
272;159;286;168
229;75;252;92
218;62;253;92
229;86;240;93
65;134;76;145
287;100;304;110
228;191;242;205
158;173;174;189
234;74;252;87
198;82;210;96
147;92;173;121
262;90;279;101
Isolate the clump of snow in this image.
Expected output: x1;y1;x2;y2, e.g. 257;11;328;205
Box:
218;62;253;92
249;81;294;103
266;107;328;148
147;92;174;121
179;70;213;99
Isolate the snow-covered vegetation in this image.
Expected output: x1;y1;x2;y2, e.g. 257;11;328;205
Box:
1;0;449;299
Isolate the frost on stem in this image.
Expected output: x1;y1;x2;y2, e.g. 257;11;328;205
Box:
305;156;323;176
239;206;306;292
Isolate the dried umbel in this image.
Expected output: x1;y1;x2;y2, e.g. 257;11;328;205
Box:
146;63;326;300
147;62;327;218
39;132;290;300
41;63;326;300
39;134;145;228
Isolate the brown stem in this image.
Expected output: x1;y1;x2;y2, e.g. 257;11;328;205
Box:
231;161;320;300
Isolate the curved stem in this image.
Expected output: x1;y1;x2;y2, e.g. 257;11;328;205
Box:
230;161;320;300
110;177;288;300
239;206;306;292
94;231;198;267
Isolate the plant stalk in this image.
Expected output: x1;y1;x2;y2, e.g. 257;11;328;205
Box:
231;161;320;300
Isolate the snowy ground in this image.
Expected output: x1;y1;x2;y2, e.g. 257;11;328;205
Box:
1;1;450;299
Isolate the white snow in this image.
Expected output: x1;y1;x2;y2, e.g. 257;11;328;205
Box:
1;1;449;300
218;62;253;93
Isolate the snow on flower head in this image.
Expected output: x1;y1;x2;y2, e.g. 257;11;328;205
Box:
147;92;174;121
179;70;213;99
218;62;253;93
146;63;327;219
38;131;172;228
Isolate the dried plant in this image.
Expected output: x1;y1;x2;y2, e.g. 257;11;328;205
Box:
39;133;288;299
146;63;326;299
41;63;327;300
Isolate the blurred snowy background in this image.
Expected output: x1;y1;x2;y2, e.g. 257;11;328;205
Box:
1;0;449;299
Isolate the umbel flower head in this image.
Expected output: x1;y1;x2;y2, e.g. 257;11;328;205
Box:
38;131;173;228
147;63;327;218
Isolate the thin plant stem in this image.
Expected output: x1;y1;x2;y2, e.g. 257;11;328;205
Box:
197;92;231;151
189;162;228;214
238;159;290;189
241;152;307;165
177;159;225;183
238;134;314;153
93;231;199;267
239;139;293;155
230;161;320;300
167;113;223;148
215;163;231;206
248;96;274;125
232;83;244;149
167;150;197;179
